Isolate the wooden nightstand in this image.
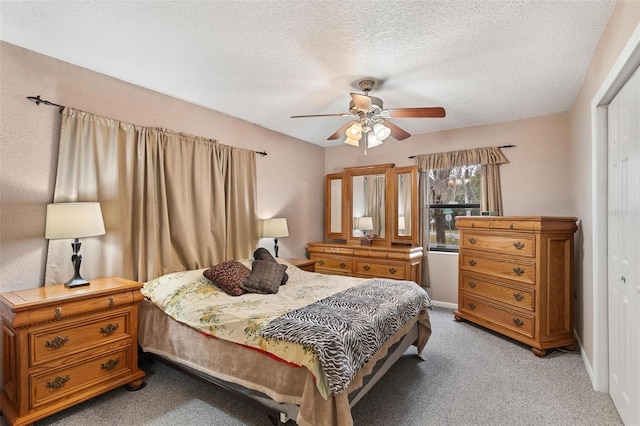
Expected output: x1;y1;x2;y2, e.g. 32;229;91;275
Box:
286;258;316;273
0;277;146;426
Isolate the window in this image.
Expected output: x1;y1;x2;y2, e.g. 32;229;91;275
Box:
428;165;482;252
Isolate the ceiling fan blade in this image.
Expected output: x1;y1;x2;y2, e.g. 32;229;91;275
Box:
291;113;352;118
327;121;357;140
387;107;446;118
350;93;372;111
382;120;411;141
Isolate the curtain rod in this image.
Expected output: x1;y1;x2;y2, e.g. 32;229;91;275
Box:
26;95;268;156
407;144;515;159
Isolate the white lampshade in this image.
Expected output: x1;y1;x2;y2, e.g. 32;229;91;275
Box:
260;218;289;238
45;202;106;240
367;133;383;148
373;123;391;140
345;122;363;140
356;216;373;231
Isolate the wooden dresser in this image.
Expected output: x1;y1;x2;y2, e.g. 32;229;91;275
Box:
453;216;578;356
307;242;423;285
0;277;146;426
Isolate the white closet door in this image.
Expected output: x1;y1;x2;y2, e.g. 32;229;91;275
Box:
608;67;640;426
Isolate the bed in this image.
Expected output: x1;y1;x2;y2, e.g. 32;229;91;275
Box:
138;256;432;425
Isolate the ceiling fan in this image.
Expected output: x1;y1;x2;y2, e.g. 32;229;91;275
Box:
291;79;446;148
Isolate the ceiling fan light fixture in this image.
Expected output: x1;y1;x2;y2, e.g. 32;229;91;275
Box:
373;123;391;141
344;137;360;147
346;122;363;140
367;132;383;148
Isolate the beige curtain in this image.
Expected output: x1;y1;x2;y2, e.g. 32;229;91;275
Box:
365;175;386;237
45;108;257;285
415;146;509;287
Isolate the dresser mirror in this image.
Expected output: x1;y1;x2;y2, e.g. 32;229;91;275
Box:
325;173;346;240
324;163;419;246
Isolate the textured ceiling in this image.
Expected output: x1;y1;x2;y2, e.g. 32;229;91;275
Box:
0;1;615;147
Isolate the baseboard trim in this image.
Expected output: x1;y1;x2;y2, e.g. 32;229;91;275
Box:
430;300;457;310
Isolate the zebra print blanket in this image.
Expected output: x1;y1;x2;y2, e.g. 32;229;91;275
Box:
260;278;431;395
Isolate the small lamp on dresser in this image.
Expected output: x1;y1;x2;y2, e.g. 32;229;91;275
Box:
260;217;289;257
45;202;106;288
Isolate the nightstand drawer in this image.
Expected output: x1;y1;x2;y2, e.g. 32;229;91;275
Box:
28;291;134;325
354;259;406;279
31;312;130;366
460;274;534;312
459;295;534;339
32;347;131;408
460;233;535;257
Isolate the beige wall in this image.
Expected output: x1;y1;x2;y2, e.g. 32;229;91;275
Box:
568;1;640;381
325;113;573;305
0;41;326;294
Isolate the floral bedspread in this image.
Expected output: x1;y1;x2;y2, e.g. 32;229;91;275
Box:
141;259;368;397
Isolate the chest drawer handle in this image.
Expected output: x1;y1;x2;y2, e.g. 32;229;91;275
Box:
513;241;525;250
109;297;115;307
388;267;397;274
318;260;325;265
468;259;477;266
340;262;347;268
468;281;477;288
362;264;370;271
45;336;69;350
101;358;121;371
55;307;62;320
513;267;525;276
100;323;120;336
469;237;477;244
513;293;525;301
46;375;70;390
513;318;524;327
468;302;476;310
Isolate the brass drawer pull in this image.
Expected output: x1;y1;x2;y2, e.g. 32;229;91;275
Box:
101;358;120;371
468;259;477;266
388;267;397;274
339;262;347;268
513;241;525;250
469;237;477;244
109;297;115;307
468;281;477;288
513;267;525;276
513;318;524;327
46;375;70;390
55;307;62;320
318;260;325;265
468;303;476;310
45;336;69;350
362;264;370;271
100;323;119;336
513;293;525;301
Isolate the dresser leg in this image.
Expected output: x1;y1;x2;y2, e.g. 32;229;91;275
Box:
453;313;465;322
562;343;577;352
126;378;146;391
531;347;547;357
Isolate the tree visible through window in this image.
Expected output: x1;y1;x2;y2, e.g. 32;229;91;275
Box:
428;165;481;251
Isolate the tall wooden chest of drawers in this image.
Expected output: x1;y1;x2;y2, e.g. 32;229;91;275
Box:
0;277;146;425
307;242;423;285
453;216;578;356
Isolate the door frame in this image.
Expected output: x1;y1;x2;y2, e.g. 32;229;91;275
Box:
591;22;640;392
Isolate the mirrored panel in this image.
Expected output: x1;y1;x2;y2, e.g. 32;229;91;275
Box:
352;173;386;239
329;178;342;234
397;172;412;237
325;173;345;239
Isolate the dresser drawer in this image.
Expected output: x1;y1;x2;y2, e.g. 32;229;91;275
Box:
31;312;130;366
32;347;132;408
460;274;534;312
459;295;534;339
460;233;535;257
354;259;406;280
311;255;353;275
28;291;134;325
460;253;535;285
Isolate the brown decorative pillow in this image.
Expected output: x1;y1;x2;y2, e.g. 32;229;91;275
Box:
240;260;288;294
253;247;288;285
203;261;251;296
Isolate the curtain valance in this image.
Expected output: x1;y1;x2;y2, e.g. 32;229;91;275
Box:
415;146;508;171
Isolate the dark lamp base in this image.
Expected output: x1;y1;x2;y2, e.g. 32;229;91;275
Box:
65;276;90;288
